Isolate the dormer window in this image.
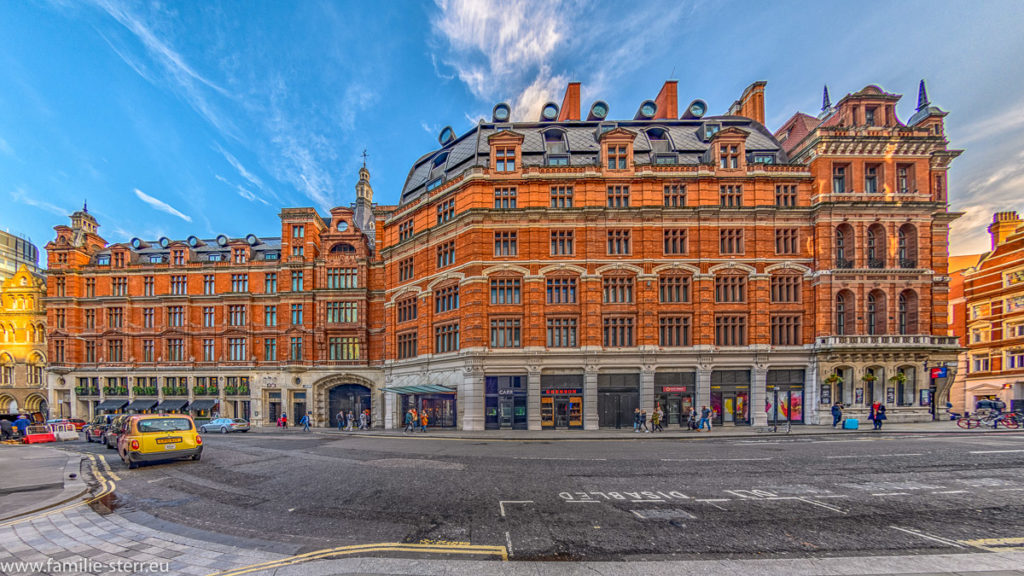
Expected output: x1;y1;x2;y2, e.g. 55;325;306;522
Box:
113;252;125;267
495;147;516;172
233;248;248;263
646;128;670;153
704;124;720;140
752;154;775;164
719;146;739;169
208;253;223;262
172;250;185;266
426;177;443;192
865;106;877;126
96;255;110;266
606;145;627;170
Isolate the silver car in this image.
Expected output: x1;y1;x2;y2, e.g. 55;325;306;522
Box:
200;418;250;434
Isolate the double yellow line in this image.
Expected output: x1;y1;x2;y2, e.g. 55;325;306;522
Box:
0;453;117;528
208;541;508;576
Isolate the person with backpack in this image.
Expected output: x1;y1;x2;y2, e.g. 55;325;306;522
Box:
420;410;429;433
404;409;415;434
300;412;311;432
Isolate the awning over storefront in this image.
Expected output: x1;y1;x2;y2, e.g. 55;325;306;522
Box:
380;384;455;395
95;399;128;412
126;399;158;412
189;399;219;411
155;399;189;412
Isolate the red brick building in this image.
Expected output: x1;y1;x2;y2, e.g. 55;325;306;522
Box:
960;212;1024;411
45;79;963;430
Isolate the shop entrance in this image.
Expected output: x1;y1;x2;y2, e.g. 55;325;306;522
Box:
540;374;583;429
485;376;528;430
711;370;751;426
655;372;696;427
403;394;457;428
329;384;371;427
766;369;805;424
598;373;639;429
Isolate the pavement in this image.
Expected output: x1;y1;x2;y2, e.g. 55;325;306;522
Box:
0;445;80;496
1;425;1024;575
254;418;1001;439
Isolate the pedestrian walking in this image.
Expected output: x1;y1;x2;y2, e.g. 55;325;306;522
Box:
359;411;368;430
874;404;887;430
686;409;697;431
831;402;844;428
336;411;345;431
651;408;662;433
633;408;641;433
420;411;429;433
699;405;711;432
0;418;13;441
639;410;650;433
404;409;415;434
346;410;355;431
364;409;372;430
281;413;288;428
300;412;311;432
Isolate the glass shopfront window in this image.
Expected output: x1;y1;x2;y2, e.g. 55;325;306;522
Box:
485;376;528;430
598;373;639;429
540;374;583;429
654;372;695;426
766;369;805;424
403;394;457;428
711;370;751;425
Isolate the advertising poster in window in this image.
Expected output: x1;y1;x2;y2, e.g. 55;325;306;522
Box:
820;385;831;405
920;389;932;406
791;390;803;421
886;387;895;405
855;388;864;405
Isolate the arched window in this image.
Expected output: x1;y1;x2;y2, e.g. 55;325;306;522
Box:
836;292;851;335
867;293;877;335
835;224;855;268
898;289;919;335
330;243;356;254
867;290;886;335
898;224;918;268
866;224;886;268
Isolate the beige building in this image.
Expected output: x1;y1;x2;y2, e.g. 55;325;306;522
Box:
0;265;49;416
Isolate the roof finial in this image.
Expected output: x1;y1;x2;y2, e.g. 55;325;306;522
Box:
821;85;831;112
361;149;368;168
83;199;88;213
916;79;930;111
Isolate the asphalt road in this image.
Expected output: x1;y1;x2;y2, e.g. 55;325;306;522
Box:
63;430;1024;563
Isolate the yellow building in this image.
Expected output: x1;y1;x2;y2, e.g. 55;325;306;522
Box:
0;265;48;416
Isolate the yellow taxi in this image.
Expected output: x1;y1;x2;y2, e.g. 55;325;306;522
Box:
116;414;203;469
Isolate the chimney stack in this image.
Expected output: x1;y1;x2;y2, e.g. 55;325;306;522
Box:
653;80;678;119
727;81;767;125
989;211;1022;249
557;82;581;121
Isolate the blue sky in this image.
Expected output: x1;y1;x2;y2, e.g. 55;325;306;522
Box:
3;0;1023;259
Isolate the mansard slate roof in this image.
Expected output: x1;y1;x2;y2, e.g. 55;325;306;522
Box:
400;115;789;206
93;236;283;264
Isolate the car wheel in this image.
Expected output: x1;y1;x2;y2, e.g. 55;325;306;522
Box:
105;438;115;450
127;456;138;470
200;427;206;434
191;452;202;461
221;427;228;434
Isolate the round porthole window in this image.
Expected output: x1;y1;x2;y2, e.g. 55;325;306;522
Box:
338;221;349;232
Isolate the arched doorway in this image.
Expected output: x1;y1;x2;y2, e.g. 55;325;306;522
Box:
328;384;371;427
0;394;15;413
25;394;47;416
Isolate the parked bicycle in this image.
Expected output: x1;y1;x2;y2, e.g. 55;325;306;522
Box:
957;412;1019;429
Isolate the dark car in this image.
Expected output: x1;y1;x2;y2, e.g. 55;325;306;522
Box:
84;415;110;443
103;414;130;449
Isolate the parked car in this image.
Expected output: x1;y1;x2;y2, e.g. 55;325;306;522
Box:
68;418;87;431
103;415;131;449
84;415;110;443
117;414;203;469
199;418;250;434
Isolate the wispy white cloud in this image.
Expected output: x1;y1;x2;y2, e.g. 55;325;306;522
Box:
213;143;279;203
432;0;565;120
215;174;270;206
90;0;239;140
10;188;69;217
949;148;1024;255
0;137;14;157
133;188;192;222
953;98;1024;145
512;69;569;122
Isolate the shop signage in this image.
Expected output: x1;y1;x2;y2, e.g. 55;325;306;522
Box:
662;386;688;393
498;389;517;396
543;388;581;395
930;366;948;378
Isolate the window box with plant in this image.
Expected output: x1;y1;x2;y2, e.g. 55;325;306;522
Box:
861;373;877;384
889;372;907;385
224;385;237;395
824;373;843;386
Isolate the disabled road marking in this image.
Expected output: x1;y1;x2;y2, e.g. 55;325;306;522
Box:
559;491;690;503
498;500;533;518
890;526;965;548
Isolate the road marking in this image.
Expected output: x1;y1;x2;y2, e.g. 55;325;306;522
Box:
513;457;608;461
872;493;909;496
630;509;697;520
961;537;1024;546
695;499;729;511
206;542;509;576
795;497;847;514
997;487;1024;491
97;454;122;481
932;490;968;494
566;500;601;503
890;526;965;548
662;457;772;462
505;531;513;558
498;500;533;518
826;453;923;459
969;449;1024;454
147;477;173;483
